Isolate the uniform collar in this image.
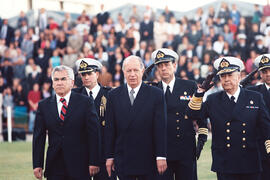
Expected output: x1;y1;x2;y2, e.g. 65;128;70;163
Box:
264;83;270;90
226;86;241;102
85;84;100;99
162;76;175;93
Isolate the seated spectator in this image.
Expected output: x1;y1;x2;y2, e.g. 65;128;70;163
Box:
98;65;112;87
13;84;27;106
62;46;78;70
49;49;61;68
1;58;13;86
2;87;14;120
0;76;6;93
27;83;41;133
143;51;153;68
41;82;51;99
25;58;41;77
12;48;26;79
77;10;90;25
245;50;257;73
112;63;124;84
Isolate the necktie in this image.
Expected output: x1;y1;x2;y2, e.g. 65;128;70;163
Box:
89;91;94;99
165;86;171;103
230;96;236;105
60;98;68;121
130;89;135;105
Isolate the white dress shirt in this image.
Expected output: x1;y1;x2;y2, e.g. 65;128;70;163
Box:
265;83;270;90
127;82;142;99
85;84;100;100
56;91;71;117
162;76;175;94
226;86;241;103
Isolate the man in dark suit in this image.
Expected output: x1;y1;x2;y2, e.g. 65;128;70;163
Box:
32;65;100;180
97;4;110;25
139;14;154;43
105;55;167;180
247;54;270;180
73;58;116;180
151;48;207;180
188;57;270;180
0;18;14;46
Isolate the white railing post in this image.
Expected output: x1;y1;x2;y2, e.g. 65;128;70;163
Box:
7;106;12;143
0;93;3;135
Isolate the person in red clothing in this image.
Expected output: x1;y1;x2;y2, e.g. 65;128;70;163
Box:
28;83;41;133
263;0;270;24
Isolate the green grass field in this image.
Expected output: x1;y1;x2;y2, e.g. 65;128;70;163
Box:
0;141;216;180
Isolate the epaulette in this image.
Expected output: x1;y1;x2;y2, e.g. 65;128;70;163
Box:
144;81;159;87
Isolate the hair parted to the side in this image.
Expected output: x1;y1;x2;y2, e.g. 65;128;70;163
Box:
51;65;75;80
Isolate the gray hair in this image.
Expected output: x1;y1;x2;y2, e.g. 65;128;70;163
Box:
51;65;75;80
122;55;145;71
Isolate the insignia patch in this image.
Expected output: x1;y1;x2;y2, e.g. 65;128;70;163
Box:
246;106;259;109
100;96;107;117
156;50;165;59
219;58;230;68
180;95;191;100
80;60;88;69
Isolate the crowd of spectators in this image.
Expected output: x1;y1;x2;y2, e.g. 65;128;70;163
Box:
1;2;270;132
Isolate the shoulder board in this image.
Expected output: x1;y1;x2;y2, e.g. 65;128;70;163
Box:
144;81;159;87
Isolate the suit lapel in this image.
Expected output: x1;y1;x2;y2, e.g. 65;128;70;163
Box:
64;92;79;124
126;83;148;128
81;87;88;96
119;85;132;129
49;95;60;122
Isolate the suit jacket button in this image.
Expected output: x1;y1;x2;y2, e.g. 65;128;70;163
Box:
176;120;180;123
242;130;246;134
242;123;246;126
176;127;180;130
227;136;230;140
226;122;230;126
242;137;246;141
177;135;180;138
243;145;246;148
176;112;179;116
226;129;230;133
227;144;230;148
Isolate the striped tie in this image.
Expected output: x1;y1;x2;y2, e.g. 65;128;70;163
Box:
60;98;68;121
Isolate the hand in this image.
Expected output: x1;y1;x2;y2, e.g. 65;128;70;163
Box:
106;159;115;177
156;159;167;175
89;166;100;176
33;167;43;179
199;73;215;92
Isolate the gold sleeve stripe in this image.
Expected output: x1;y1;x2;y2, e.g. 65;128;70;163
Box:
265;140;270;153
188;95;203;110
198;128;208;135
